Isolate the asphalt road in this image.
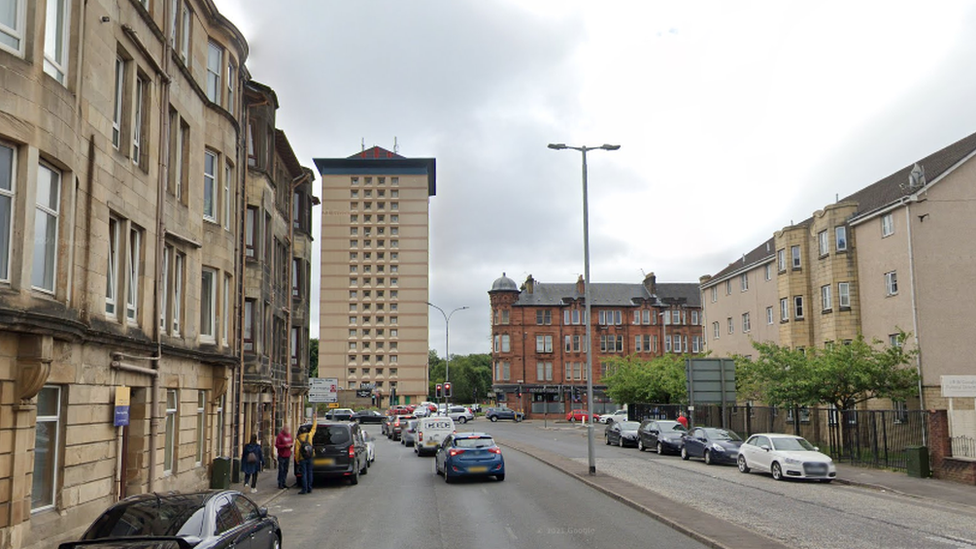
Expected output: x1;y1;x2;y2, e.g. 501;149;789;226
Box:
486;420;976;549
269;425;709;549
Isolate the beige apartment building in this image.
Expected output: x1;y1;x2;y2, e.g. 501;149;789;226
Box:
0;2;314;549
702;130;976;417
315;147;436;405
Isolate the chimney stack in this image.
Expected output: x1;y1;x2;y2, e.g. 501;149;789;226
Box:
524;274;535;294
643;272;657;295
576;275;585;295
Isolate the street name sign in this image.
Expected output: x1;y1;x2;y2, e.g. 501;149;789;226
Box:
308;377;338;403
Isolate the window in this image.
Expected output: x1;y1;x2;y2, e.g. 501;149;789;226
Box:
727;317;734;335
224;164;232;230
791;245;801;269
740;273;749;292
112;57;124;148
635;335;642;352
180;2;191;65
691;311;699;325
501;310;509;324
764;264;772;281
821;285;832;311
712;321;720;339
835;226;848;251
885;271;898;296
164;389;178;474
32;385;61;511
780;298;789;322
203;151;217;221
132;76;148;167
173;253;183;335
881;213;894;237
818;230;828;256
572;310;580;324
160;247;169;330
766;306;773;325
665;335;672;353
0;144;12;281
642;309;651;324
126;226;141;322
777;249;786;272
838;282;851;308
535;335;552;353
226;61;235;113
889;333;903;349
793;296;804;319
214;395;225;458
726;280;732;295
43;0;69;84
536;309;551;325
245;207;257;258
32;163;61;293
672;310;681;325
201;268;216;339
169;115;188;200
692;336;701;353
710;286;717;303
106;217;120;316
573;335;581;352
223;274;231;344
196;392;206;465
501;334;510;353
0;0;25;55
742;312;751;333
207;42;224;105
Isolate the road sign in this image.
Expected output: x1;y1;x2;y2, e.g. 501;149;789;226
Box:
686;358;736;405
114;386;130;427
308;377;338;403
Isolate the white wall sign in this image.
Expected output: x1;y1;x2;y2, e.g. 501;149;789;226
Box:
941;375;976;398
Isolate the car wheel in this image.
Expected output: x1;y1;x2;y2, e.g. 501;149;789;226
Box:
350;464;360;485
271;533;281;549
496;474;505;481
605;435;610;445
657;442;664;455
638;440;645;452
444;467;453;484
361;459;368;475
681;446;689;460
771;462;784;481
704;450;712;465
490;416;498;422
618;437;625;448
460;417;467;424
737;455;751;473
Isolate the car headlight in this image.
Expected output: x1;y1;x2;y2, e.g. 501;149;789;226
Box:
710;443;725;452
784;457;802;465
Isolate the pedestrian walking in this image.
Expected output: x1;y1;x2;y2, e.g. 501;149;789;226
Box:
241;434;264;493
295;411;317;495
677;411;689;429
274;425;293;489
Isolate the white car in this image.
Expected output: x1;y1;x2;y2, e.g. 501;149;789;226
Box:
601;409;628;424
363;431;376;464
737;433;836;482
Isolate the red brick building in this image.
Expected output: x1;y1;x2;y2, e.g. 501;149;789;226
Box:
488;272;703;418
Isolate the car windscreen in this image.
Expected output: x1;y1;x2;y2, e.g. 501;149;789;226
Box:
704;428;742;441
454;437;495;449
657;421;686;432
83;494;208;539
313;425;351;445
771;436;816;451
619;422;641;430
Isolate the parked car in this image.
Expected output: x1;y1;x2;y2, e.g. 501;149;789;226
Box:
325;408;355;421
58;490;281;549
311;421;369;485
681;427;744;465
435;432;505;483
467;403;483;413
737;433;837;482
401;419;419;447
485;407;524;422
566;409;600;423
605;421;641;447
415;416;456;456
363;431;376;464
352;409;385;424
389;415;415;441
637;419;687;454
600;409;629;424
447;406;475;424
388;405;412;416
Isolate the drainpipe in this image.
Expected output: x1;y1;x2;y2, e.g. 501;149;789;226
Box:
287;172;311;428
905;200;926;445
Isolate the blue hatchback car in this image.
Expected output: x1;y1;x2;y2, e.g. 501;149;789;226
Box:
435;432;505;483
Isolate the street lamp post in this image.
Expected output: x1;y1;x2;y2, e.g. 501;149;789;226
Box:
547;142;620;476
427;303;469;404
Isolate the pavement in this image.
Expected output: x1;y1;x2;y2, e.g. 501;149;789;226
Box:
239;459;294;508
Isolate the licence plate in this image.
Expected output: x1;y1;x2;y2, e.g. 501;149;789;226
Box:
314;458;335;466
468;466;488;473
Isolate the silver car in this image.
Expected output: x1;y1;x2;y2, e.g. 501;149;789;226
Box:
448;406;474;424
401;419;419;447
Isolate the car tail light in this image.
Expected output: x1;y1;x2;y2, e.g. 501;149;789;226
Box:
419;433;424;441
395;420;400;427
449;448;465;457
348;445;356;459
488;447;501;454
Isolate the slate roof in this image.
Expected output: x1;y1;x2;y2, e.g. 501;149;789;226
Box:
706;237;776;285
513;281;701;308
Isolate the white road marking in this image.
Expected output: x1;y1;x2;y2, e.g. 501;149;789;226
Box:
926;536;976;548
505;526;518;541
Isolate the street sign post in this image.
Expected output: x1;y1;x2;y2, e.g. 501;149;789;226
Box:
308;377;338;403
685;358;736;428
114;386;131;427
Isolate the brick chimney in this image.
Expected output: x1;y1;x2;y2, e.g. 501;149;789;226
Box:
576;274;584;295
643;272;657;295
524;274;535;294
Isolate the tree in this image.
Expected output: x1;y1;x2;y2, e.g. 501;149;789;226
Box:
602;354;687;405
428;350;492;403
737;332;918;411
308;338;319;378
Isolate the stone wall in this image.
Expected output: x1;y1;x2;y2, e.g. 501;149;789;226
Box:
928;409;976;485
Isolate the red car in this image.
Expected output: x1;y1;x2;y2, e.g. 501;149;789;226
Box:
566;409;600;422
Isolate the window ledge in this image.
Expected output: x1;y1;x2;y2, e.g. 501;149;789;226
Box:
822;309;833;315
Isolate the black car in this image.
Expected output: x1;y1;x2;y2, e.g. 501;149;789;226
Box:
605;421;641;447
637;419;687;454
485;407;524;422
325;408;355;421
58;490;280;549
681;427;744;465
311;421;369;484
352;409;385;424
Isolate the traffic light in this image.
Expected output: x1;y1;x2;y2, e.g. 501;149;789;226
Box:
444;382;452;398
435;383;443;398
516;385;522;398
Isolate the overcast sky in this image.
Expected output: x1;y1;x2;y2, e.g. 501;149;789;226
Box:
213;0;976;357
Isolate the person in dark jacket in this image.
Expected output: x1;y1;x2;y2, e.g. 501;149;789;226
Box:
241;434;264;493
